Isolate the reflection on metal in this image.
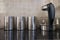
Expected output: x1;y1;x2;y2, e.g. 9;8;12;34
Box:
56;18;59;25
31;16;36;30
17;16;20;30
53;24;56;31
41;31;47;36
20;16;25;30
4;16;9;30
8;16;14;30
56;18;60;30
57;32;59;39
5;31;8;40
28;17;32;30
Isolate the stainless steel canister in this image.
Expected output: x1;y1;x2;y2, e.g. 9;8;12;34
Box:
17;16;26;40
4;16;14;40
28;16;36;40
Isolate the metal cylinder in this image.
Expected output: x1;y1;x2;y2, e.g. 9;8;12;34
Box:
8;16;14;40
17;16;25;40
17;16;26;30
17;17;20;40
56;18;59;25
4;16;14;40
25;17;29;40
31;16;36;40
28;16;36;40
28;16;32;40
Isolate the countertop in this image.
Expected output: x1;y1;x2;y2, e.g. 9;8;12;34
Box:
0;28;60;40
